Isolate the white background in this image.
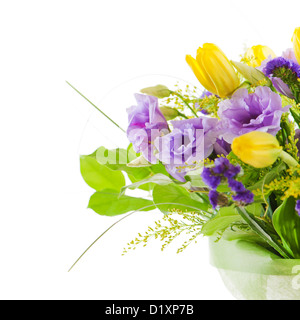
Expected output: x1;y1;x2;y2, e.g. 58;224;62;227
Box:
0;0;299;300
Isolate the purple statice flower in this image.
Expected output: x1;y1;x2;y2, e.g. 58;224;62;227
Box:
154;116;219;181
202;167;222;190
262;57;300;99
228;178;246;193
259;57;294;98
127;93;169;163
296;200;300;216
264;57;300;78
209;190;219;209
201;157;253;208
232;190;254;204
218;86;290;144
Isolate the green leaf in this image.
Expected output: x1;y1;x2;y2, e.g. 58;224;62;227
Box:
95;147;152;180
201;206;241;236
272;197;300;258
231;60;272;87
184;168;206;188
152;183;209;214
80;154;125;192
236;206;293;259
88;189;155;216
121;173;173;195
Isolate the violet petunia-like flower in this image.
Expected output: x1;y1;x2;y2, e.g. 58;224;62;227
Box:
127;93;169;163
218;86;290;144
154;116;219;181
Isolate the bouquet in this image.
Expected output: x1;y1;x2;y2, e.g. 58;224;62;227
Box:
70;28;300;297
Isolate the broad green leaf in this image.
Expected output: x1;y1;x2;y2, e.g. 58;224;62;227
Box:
201;206;241;236
231;60;272;87
153;183;209;214
95;147;152;180
121;173;173;195
272;197;300;258
88;189;155;216
236;206;293;259
80;155;125;192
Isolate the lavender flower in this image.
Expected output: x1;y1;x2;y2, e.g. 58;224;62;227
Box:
263;57;300;99
209;190;219;209
202;167;222;190
259;57;294;98
127;93;169;163
232;190;254;204
154;116;219;181
264;57;300;78
296;200;300;216
201;157;254;208
218;86;290;144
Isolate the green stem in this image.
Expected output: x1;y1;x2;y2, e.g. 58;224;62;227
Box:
177;111;189;119
279;150;299;168
66;81;126;133
170;91;198;117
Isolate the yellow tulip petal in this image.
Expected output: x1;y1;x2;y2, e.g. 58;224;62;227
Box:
244;45;275;68
200;44;240;97
232;131;282;168
293;27;300;65
186;54;217;94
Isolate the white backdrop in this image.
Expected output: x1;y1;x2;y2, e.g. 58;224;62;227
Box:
0;0;299;300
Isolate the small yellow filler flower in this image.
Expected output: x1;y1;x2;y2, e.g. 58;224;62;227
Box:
186;43;240;98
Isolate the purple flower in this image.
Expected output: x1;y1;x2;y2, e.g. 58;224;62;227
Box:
218;87;290;144
259;57;294;98
228;178;246;193
264;57;300;78
282;48;298;64
209;190;219;209
201;157;253;208
154;116;219;181
296;200;300;216
127;93;169;163
262;57;300;99
202;167;222;190
200;90;213;99
213;138;231;156
232;190;254;204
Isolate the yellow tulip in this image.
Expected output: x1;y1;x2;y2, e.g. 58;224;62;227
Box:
232;131;282;168
243;45;276;68
292;27;300;65
186;43;240;98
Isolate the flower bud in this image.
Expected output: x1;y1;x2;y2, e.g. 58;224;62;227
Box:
244;45;276;67
232;131;282;168
292;27;300;65
186;43;240;98
159;106;179;120
140;85;171;99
